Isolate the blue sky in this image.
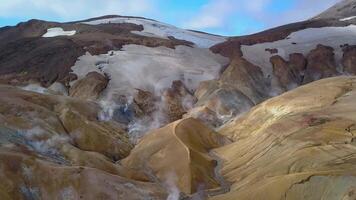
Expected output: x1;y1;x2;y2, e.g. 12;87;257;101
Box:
0;0;341;36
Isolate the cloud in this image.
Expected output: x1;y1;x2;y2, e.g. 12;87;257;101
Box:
183;0;237;30
183;0;272;30
244;0;272;12
0;0;157;21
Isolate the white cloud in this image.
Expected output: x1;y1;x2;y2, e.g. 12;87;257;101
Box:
0;0;157;21
184;0;237;29
183;0;272;30
244;0;272;12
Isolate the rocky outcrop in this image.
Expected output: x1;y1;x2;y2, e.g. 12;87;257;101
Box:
189;81;255;127
133;89;156;116
265;48;278;54
187;57;268;126
162;80;196;122
122;118;230;194
303;44;339;83
69;71;109;100
219;58;268;103
342;45;356;74
210;76;356;200
270;53;306;90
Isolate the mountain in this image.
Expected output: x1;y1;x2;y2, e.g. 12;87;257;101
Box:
0;0;356;199
196;0;356;126
315;0;356;19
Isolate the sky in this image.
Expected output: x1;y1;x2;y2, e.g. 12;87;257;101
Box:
0;0;341;36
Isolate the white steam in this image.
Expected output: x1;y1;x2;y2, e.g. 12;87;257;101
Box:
22;126;70;156
128;95;168;143
164;172;180;200
98;100;119;121
28;135;69;155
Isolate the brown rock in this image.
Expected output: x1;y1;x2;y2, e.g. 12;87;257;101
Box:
303;44;338;83
270;53;306;90
162;80;196;122
189;82;254;127
133;89;156;116
185;106;222;128
220;57;268;103
186;57;267;127
342;45;356;74
265;48;278;54
69;72;108;100
62;73;78;87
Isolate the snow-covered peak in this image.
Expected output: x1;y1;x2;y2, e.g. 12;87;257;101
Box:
81;17;226;48
42;27;76;37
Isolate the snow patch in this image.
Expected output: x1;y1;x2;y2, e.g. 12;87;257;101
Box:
20;82;68;96
42;27;76;37
241;25;356;77
71;45;228;97
82;17;225;48
21;84;48;94
340;16;356;21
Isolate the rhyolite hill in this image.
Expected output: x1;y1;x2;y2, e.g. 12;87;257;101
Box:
0;0;356;199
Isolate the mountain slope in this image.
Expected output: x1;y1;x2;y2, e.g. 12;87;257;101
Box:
1;1;356;199
210;76;356;200
191;0;356;125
